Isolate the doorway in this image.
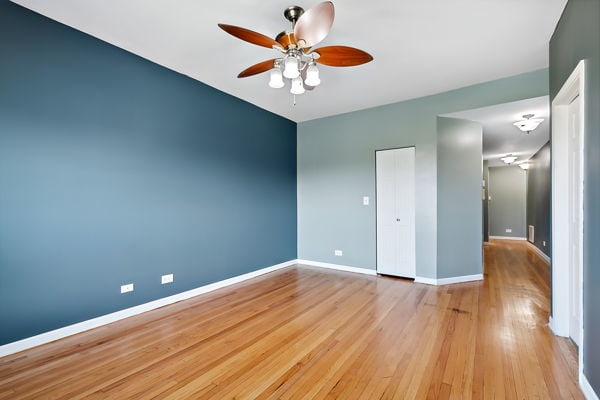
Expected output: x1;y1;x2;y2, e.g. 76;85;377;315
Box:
551;60;585;373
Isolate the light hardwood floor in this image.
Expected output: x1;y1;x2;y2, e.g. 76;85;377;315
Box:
0;240;582;399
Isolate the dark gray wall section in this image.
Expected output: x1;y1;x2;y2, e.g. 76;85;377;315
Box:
526;142;551;256
488;167;527;238
437;118;483;278
483;161;490;243
550;0;600;390
0;1;297;345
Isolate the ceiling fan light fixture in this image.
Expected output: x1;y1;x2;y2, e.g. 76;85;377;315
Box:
304;61;321;86
513;114;544;133
268;66;284;88
219;2;373;102
283;56;300;79
290;76;305;94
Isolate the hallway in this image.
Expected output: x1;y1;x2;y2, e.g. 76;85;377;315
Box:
0;241;582;399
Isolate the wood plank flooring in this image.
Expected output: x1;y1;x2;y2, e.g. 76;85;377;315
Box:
0;240;582;399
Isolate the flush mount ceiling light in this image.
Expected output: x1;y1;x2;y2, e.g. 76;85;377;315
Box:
501;154;518;164
218;2;373;104
519;163;530;170
513;114;544;134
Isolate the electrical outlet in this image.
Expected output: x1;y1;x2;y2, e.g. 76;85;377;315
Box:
161;274;174;284
120;283;134;294
506;228;512;233
334;250;343;256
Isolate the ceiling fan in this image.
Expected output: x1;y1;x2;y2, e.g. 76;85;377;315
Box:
218;1;373;97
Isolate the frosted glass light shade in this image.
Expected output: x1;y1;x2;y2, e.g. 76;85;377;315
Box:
290;76;305;94
501;155;518;164
519;163;530;170
268;68;284;88
513;118;544;132
283;56;300;79
305;63;321;86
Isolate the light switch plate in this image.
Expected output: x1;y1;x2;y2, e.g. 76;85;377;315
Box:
363;196;369;206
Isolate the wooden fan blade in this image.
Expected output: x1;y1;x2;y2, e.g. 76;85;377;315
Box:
218;24;281;49
313;46;373;67
238;59;276;78
294;1;334;48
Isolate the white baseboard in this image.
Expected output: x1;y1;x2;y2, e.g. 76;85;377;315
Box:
548;316;569;337
489;236;527;241
526;241;551;264
0;259;296;358
581;373;600;400
414;276;437;285
296;259;377;276
415;274;483;286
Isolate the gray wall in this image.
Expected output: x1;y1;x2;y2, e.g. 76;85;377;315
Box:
483;161;490;243
488;167;527;238
526;142;551;256
550;0;600;390
437;118;483;278
0;1;297;345
298;69;548;279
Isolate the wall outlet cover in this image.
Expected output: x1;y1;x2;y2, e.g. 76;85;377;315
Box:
506;228;512;233
334;250;343;256
161;274;174;284
363;196;369;206
120;283;134;293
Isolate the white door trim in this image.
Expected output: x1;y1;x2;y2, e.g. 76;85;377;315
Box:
550;59;585;385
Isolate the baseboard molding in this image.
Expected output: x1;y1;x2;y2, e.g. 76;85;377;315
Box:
296;259;377;276
415;274;483;286
414;276;437;285
0;259;296;358
548;316;569;337
581;373;600;400
489;236;527;241
526;241;551;264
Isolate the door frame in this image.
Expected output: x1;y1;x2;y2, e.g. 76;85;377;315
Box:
374;146;416;277
550;59;585;382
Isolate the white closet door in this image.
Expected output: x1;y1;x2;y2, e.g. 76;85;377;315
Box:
376;147;416;278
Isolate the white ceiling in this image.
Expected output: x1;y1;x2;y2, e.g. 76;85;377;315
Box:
11;0;566;122
445;96;550;167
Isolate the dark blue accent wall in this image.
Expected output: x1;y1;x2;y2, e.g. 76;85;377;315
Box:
550;0;600;392
526;142;551;257
0;1;297;345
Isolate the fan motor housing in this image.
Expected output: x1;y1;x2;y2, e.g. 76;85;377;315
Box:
284;6;304;24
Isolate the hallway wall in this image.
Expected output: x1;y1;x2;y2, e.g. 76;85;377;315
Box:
550;0;600;391
526;142;551;257
488;166;527;239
